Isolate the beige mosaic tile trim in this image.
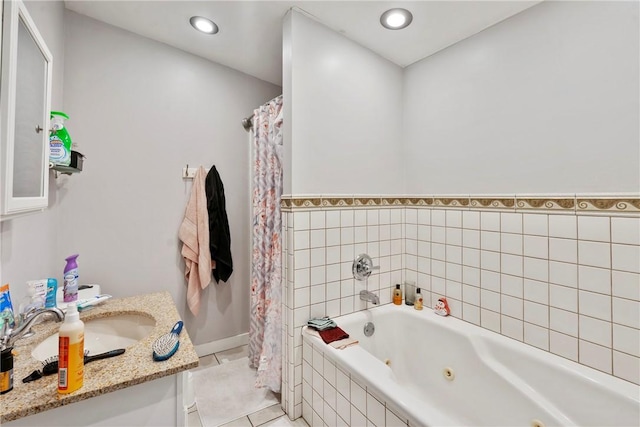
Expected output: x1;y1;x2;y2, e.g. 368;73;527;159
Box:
281;194;640;215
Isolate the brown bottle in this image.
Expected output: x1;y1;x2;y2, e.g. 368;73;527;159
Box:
393;284;402;305
414;288;423;311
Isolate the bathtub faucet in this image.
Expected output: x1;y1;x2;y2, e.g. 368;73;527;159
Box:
360;290;379;305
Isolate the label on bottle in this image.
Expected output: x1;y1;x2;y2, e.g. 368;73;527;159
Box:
63;268;79;302
58;335;84;393
0;369;12;394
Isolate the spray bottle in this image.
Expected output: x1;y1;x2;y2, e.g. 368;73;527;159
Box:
58;302;84;394
63;255;79;303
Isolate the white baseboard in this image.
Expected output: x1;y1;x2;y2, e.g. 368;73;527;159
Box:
194;332;249;357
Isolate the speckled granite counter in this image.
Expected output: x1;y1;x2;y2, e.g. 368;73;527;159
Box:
1;291;199;423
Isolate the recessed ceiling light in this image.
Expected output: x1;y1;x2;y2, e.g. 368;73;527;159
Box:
380;8;413;30
190;16;219;35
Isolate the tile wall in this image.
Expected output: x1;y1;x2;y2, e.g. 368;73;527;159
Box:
281;195;640;422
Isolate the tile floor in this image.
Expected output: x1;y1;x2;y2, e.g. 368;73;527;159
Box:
188;345;308;427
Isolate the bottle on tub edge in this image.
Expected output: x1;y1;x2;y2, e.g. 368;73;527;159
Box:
393;284;402;305
414;287;423;311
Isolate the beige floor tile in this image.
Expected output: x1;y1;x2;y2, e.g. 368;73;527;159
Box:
248;403;285;426
215;344;249;363
193;354;220;372
256;415;309;427
187;410;203;427
219;416;253;427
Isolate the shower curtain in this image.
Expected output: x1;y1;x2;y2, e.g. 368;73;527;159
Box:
248;95;283;392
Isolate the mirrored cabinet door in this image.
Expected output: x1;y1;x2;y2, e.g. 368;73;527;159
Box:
1;0;52;217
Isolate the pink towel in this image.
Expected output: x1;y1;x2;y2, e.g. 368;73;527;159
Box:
178;166;212;316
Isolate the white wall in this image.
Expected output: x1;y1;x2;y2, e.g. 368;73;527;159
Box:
403;1;640;194
0;0;65;306
61;11;281;345
284;10;404;195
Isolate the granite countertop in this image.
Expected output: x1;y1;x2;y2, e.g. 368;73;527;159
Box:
1;291;199;423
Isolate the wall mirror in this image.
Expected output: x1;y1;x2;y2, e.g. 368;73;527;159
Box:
0;0;52;217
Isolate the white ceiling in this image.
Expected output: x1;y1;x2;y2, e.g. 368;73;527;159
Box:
64;1;542;86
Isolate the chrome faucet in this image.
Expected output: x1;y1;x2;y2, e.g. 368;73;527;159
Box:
1;307;64;349
359;290;379;305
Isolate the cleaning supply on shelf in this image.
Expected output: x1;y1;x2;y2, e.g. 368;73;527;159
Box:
49;111;72;166
58;303;84;394
45;278;57;308
63;254;79;302
1;347;13;394
393;284;402;305
152;321;183;361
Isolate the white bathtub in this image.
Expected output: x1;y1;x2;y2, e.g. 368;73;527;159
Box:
301;304;640;427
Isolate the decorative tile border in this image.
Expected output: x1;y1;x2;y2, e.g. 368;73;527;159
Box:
281;194;640;215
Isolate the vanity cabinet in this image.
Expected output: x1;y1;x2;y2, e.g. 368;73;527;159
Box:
0;0;52;218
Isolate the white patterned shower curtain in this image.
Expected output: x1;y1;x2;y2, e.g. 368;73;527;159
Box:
248;95;283;392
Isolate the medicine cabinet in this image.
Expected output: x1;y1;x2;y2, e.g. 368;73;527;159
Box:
0;0;52;218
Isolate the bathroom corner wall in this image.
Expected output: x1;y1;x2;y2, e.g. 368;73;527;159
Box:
60;11;281;346
0;0;66;305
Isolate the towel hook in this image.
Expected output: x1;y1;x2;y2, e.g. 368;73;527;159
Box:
184;164;189;178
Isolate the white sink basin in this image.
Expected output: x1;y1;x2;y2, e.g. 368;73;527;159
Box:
31;314;156;361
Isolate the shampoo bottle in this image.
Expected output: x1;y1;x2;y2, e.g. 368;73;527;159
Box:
393;284;402;305
58;303;84;394
414;288;423;311
63;254;79;302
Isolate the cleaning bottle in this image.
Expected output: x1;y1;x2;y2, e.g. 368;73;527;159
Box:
58;303;84;394
49;111;72;166
393;284;402;305
414;287;423;311
63;254;79;302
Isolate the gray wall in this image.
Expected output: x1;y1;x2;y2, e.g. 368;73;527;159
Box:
60;11;280;345
403;1;639;194
1;0;65;307
283;10;404;195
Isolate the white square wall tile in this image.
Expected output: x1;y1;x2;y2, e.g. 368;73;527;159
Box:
463;211;480;229
579;290;611;321
294;212;310;230
612;270;640;301
578;241;611;269
481;212;501;231
481;309;501;333
612;298;640;329
579;315;612;347
523;214;548;236
549;238;577;264
366;393;385;427
350;380;366;416
463;303;481;325
579;340;612;374
523;257;549;282
446;210;462;228
432;210;446;226
386;408;406;427
501;274;523;298
501;254;523;277
524;322;549;351
310;211;325;230
578;265;611;294
578;216;610;242
613;324;640;357
524;301;548;327
501;233;523;255
549;261;577;288
612;244;640;274
501;315;524;341
524;235;549;259
354;210;367;226
417;209;430;225
524;279;549;304
613;351;640;385
549;215;577;239
341;210;354;227
501;213;522;234
502;295;524;319
550;331;578;362
550;284;578;312
367;209;380;226
481;231;500;251
463;229;481;249
611;217;640;245
550;307;578;337
326;210;340;228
